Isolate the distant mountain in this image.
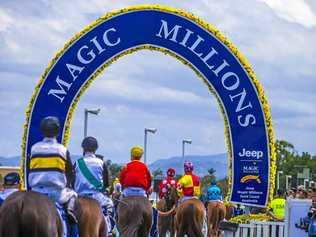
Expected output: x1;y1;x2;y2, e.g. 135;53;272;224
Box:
0;156;21;166
1;153;228;178
148;153;228;178
0;155;83;167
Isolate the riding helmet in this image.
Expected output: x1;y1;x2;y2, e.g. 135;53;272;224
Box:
4;172;20;185
81;136;98;152
167;168;176;177
184;161;193;173
130;145;144;159
40;116;60;137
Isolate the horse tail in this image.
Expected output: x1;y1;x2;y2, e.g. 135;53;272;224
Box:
118;197;152;237
213;203;221;233
0;192;24;237
178;204;203;237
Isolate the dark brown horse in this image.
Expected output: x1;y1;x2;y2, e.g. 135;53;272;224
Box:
174;198;206;237
156;187;178;237
117;196;152;237
225;202;235;220
207;201;226;237
0;191;106;237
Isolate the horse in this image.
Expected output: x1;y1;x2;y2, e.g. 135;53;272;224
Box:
174;198;206;237
117;196;152;237
207;201;226;237
224;202;235;220
0;191;106;237
156;187;178;237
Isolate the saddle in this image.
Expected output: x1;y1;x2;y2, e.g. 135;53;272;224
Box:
55;203;79;237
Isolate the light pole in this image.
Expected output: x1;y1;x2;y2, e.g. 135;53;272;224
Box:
277;170;283;190
286;175;292;190
182;139;192;158
144;128;157;165
84;108;100;138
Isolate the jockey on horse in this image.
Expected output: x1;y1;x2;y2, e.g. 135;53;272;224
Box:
157;168;177;237
206;180;226;237
74;136;115;235
28;116;78;223
159;168;177;200
118;145;153;237
174;161;206;237
120;146;152;198
0;172;20;206
207;180;222;203
177;161;201;202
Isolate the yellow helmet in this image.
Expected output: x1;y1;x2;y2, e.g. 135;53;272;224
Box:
131;145;144;159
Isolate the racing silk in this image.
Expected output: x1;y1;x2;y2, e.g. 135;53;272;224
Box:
207;185;222;201
120;160;151;191
271;197;286;219
177;173;200;197
159;177;177;199
28;137;73;191
0;188;18;205
74;153;108;194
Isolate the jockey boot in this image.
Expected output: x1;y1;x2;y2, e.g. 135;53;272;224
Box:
66;196;79;224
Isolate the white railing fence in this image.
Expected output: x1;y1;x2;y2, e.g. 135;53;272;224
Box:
224;221;285;237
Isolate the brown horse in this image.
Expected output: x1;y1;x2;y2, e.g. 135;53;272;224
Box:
207;201;226;237
0;191;106;237
174;198;206;237
117;196;152;237
224;203;235;220
156;187;178;237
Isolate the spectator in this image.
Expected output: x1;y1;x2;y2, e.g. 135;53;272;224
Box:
269;189;286;221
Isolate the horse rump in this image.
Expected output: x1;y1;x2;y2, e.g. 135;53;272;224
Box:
0;191;62;237
117;196;152;237
177;202;204;237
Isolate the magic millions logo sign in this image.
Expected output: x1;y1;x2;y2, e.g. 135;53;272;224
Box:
21;5;276;207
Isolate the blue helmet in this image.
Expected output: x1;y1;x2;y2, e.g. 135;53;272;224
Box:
4;172;20;185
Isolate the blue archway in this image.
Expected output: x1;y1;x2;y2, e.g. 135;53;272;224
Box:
21;5;275;207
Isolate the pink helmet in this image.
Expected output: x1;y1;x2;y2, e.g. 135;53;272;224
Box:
184;161;193;173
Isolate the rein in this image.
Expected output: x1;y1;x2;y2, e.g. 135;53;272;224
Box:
158;204;177;217
112;196;129;206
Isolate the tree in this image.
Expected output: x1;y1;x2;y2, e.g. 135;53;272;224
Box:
152;168;163;177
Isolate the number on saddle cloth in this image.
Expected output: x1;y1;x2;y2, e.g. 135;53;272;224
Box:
55;203;79;237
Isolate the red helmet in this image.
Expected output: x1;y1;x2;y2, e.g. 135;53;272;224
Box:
184;161;193;173
167;168;175;177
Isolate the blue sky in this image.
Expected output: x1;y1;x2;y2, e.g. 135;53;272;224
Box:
0;0;315;164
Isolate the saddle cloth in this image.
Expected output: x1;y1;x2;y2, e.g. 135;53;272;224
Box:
55;203;79;237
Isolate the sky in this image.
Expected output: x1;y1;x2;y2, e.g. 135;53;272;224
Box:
0;0;315;164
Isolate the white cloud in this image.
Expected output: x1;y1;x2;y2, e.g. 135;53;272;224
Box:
258;0;316;28
1;0;316;160
0;8;13;32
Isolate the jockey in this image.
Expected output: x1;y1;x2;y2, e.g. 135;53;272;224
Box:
0;172;20;205
119;145;152;197
207;180;223;202
112;177;121;194
159;168;177;199
74;136;115;234
177;161;201;202
28;116;78;223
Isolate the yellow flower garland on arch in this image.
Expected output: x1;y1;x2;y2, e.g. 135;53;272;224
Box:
21;4;276;207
